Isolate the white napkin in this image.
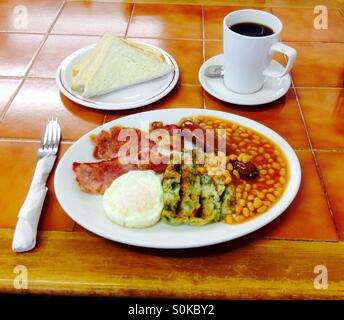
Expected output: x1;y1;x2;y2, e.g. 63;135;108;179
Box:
12;155;56;252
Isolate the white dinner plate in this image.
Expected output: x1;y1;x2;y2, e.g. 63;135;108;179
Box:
54;109;301;249
56;43;179;110
199;54;291;105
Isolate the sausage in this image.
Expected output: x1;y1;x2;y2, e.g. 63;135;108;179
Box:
232;160;259;180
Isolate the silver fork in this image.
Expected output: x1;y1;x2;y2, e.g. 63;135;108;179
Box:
12;118;61;252
38;118;61;158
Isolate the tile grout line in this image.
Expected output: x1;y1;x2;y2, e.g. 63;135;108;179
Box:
4;73;344;91
311;152;341;239
124;3;135;39
281;40;344;44
128;35;203;41
46;0;67;34
201;38;344;44
0;30;46;35
294;86;344;90
250;236;340;243
0;78;24;120
201;6;206;62
201;6;206;110
1;32;343;45
0;77;26;121
312;149;344;153
0;0;67;121
59;4;344;10
292;83;341;239
39;34;204;42
0;76;25;80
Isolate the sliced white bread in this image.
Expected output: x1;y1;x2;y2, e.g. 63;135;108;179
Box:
71;34;174;98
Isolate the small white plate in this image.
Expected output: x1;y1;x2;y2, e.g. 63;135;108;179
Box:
199;54;291;106
56;43;179;111
54;108;301;249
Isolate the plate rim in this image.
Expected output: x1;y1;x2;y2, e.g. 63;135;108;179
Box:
199;54;291;106
56;42;179;111
54;108;301;249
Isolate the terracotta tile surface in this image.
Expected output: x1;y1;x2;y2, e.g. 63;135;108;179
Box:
74;224;87;232
205;89;309;149
0;3;341;242
0;141;74;231
204;40;222;60
52;1;133;36
0;0;63;33
297;88;344;150
0;78;21;116
127;4;202;39
105;84;203;122
254;151;337;241
0;78;105;141
28;35;99;78
204;6;272;40
272;8;344;42
0;141;37;229
129;37;203;84
0;33;44;77
317;151;344;239
289;42;344;88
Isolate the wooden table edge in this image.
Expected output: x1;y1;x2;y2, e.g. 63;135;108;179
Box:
0;229;343;299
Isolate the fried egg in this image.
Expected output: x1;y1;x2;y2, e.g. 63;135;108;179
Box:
103;170;163;228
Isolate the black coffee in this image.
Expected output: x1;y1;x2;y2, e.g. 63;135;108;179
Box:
229;22;274;37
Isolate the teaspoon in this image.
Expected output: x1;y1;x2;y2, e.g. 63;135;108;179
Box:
204;65;224;78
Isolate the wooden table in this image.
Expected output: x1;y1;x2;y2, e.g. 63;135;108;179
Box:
0;0;343;299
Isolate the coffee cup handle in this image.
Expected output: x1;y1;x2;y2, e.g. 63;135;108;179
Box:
263;42;297;78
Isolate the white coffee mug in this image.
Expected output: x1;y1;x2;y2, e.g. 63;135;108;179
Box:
223;9;296;94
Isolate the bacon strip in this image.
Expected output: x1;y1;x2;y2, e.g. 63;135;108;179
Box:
73;158;138;194
90;127;123;159
73;158;167;194
90;126;153;161
73;125;171;194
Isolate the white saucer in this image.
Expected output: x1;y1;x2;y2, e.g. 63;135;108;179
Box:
56;42;179;111
199;54;291;105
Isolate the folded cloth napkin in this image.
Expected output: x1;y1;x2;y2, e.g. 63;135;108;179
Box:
12;155;56;253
